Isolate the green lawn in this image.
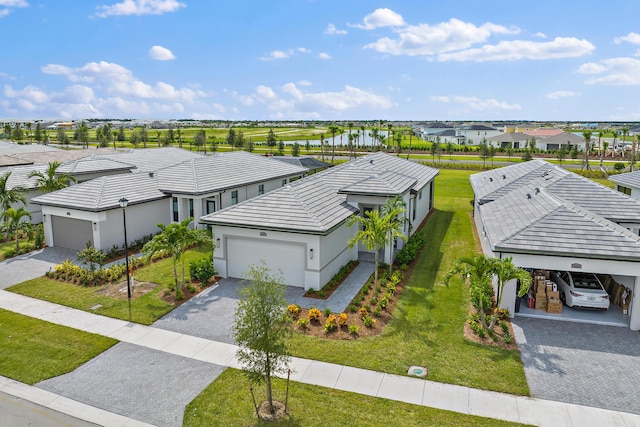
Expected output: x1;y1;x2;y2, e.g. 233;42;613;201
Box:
0;308;117;384
287;170;529;396
184;368;532;427
7;245;212;325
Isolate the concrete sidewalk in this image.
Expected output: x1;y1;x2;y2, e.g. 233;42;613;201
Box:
1;289;639;427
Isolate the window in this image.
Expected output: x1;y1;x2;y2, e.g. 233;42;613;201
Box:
418;190;422;200
231;190;238;205
617;185;632;196
189;199;194;218
206;200;216;214
282;179;287;186
412;198;416;220
258;184;264;195
172;197;178;222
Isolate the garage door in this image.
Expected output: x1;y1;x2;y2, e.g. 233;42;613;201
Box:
52;216;93;251
227;237;305;286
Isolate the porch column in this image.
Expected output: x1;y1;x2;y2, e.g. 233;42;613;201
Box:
630;276;640;331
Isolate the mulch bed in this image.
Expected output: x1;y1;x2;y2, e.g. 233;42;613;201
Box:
463;304;518;350
292;266;408;339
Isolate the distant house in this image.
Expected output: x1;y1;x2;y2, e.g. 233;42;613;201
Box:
610;171;640;200
201;152;438;291
486;131;587;151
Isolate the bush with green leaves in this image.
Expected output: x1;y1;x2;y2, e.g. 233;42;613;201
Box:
189;257;217;282
394;232;426;266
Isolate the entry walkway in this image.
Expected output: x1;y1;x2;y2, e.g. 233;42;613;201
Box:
0;290;639;427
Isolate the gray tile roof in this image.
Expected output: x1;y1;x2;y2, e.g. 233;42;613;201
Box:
99;147;204;172
610;171;640;189
479;189;640;261
201;152;438;234
0;164;49;190
272;156;333;171
57;156;136;176
339;170;416;197
486;132;530;143
156;151;308;195
31;173;167;212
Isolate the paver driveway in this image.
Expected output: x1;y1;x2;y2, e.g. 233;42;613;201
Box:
0;247;77;289
512;317;640;415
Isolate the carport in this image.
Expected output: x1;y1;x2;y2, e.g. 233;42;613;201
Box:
470;160;640;331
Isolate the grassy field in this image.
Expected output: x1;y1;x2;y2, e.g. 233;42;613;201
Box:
287;170;529;396
0;308;116;384
183;368;533;427
7;244;212;325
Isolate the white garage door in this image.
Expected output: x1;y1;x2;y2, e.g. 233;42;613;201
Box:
52;215;93;251
227;237;306;287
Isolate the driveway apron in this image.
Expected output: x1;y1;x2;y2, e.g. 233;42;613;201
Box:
0;247;77;289
512;317;640;414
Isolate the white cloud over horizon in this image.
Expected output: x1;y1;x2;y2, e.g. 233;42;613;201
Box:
149;45;176;60
0;0;28;18
579;57;640;85
318;52;331;60
260;47;311;61
545;91;580;100
431;95;521;111
94;0;185;18
325;23;347;35
351;8;405;30
614;32;640;45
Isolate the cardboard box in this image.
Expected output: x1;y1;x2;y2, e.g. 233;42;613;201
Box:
535;297;547;310
622;303;629;315
546;297;562;314
547;290;560;299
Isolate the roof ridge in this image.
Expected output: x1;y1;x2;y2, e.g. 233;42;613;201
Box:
287;185;324;227
93;176;108;210
560;197;640;242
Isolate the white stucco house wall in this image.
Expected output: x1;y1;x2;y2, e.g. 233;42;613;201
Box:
609;171;640;201
200;152;438;291
471;160;640;330
31;151;307;251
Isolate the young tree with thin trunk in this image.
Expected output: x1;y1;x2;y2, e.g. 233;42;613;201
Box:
489;257;531;331
328;124;339;162
582;131;592;170
234;263;291;417
1;207;33;252
381;196;407;275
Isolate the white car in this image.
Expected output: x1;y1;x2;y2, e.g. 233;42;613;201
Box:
550;271;610;310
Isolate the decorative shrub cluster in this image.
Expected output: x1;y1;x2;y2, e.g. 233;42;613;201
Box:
307;307;322;321
394;232;426;266
104;233;155;260
46;257;144;286
324;314;337;332
188;257;217;283
287;304;300;317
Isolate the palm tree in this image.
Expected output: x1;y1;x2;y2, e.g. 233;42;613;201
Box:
142;218;212;299
387;123;393;151
445;254;497;330
26;122;32;143
380;196;407;275
0;171;26;211
1;207;33;252
489;257;531;330
328;124;339;162
360;125;365;150
582;131;592;171
598;130;606;167
347;209;389;285
28;161;77;193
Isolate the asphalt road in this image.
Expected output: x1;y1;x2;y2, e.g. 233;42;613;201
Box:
0;391;98;427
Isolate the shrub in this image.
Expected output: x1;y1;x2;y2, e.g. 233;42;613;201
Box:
614;162;626;172
337;312;348;327
324;314;337;332
297;318;309;329
370;297;378;306
379;297;389;309
500;321;509;333
348;304;357;313
359;307;368;317
4;248;16;259
363;316;376;328
348;324;359;335
503;332;512;344
189;257;216;283
308;307;322;321
395;232;426;265
373;307;382;318
187;284;197;293
287;304;300;317
468;319;487;338
323;307;332;317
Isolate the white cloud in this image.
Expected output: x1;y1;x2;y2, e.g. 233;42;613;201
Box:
234;83;392;118
431;95;521;111
614;32;640;45
0;0;28;18
297;80;312;86
325;23;347;35
533;32;546;38
436;37;595;62
0;71;15;79
365;18;519;56
40;60;203;101
318;52;331;60
94;0;185;18
578;57;640;85
351;8;405;30
259;48;311;61
149;45;176;60
545;91;580;100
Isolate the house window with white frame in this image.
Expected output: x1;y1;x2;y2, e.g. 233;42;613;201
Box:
258;184;264;195
231;190;238;205
189;199;194;218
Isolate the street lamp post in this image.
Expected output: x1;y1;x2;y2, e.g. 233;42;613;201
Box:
119;197;132;322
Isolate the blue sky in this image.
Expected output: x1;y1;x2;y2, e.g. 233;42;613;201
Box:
1;0;640;121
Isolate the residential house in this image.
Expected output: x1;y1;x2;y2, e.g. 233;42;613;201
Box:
201;152;438;291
